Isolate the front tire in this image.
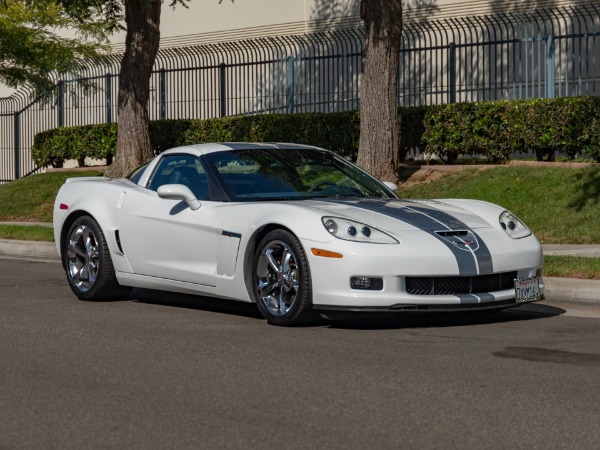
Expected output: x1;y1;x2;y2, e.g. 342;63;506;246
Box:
63;215;131;301
253;229;313;326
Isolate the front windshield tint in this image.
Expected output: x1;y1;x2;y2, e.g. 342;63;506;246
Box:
203;148;393;201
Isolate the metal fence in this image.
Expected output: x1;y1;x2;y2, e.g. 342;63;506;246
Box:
1;4;599;182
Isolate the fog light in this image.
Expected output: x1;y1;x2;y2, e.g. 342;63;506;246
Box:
350;276;383;291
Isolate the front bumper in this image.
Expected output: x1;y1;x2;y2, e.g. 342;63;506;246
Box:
302;232;545;309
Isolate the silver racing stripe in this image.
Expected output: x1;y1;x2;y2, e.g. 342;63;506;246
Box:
327;199;494;276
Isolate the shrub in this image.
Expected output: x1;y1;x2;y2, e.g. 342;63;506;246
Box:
422;96;600;164
423;102;478;164
33;106;433;168
32;124;117;168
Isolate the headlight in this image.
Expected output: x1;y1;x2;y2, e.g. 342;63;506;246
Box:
322;217;398;244
499;210;531;239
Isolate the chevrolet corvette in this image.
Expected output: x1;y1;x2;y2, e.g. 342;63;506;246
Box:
54;143;544;325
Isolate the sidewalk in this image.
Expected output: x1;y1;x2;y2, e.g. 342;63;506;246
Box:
0;224;598;306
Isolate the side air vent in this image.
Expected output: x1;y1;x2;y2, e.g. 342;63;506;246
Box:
115;230;124;255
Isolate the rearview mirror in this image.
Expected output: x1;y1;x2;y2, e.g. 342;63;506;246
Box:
157;184;201;210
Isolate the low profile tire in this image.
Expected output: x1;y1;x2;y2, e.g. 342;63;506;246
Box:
63;215;131;301
253;229;314;326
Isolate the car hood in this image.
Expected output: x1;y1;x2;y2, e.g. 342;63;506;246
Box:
299;198;494;232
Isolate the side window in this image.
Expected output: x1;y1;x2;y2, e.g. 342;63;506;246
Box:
147;155;209;200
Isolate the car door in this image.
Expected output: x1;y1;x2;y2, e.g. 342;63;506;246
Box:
116;154;217;287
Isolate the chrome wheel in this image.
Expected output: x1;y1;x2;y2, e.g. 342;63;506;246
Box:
256;239;301;317
67;224;100;293
63;215;131;301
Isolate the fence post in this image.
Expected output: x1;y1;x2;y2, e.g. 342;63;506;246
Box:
286;56;295;114
105;73;112;123
546;34;555;99
159;68;167;120
220;63;226;117
449;43;457;103
57;80;64;127
14;112;20;180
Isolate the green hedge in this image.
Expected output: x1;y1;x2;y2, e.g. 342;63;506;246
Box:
31;109;426;168
423;96;600;163
31;98;600;168
32;123;118;168
179;113;361;160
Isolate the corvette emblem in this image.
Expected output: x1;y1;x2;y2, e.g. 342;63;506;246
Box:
436;230;480;252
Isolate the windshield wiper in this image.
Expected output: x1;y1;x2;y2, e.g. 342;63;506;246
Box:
257;197;299;201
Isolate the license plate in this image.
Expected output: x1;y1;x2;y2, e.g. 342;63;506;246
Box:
514;277;541;303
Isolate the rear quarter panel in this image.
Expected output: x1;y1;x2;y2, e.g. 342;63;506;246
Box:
53;177;138;273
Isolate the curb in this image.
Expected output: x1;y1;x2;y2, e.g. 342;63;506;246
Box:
543;245;600;258
0;239;58;260
543;277;600;306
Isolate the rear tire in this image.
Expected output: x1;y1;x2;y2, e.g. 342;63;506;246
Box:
63;215;131;301
253;229;314;326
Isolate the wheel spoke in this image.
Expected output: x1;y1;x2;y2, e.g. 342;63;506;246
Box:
264;248;281;274
279;285;288;314
85;237;95;258
282;249;293;275
68;240;86;258
284;275;299;292
86;262;96;285
259;280;278;296
70;262;81;281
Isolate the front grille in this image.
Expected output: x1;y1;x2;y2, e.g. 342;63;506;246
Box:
406;272;517;295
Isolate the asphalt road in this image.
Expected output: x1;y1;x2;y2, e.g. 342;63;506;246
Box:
1;257;600;450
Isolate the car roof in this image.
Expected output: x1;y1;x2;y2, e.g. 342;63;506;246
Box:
161;142;328;157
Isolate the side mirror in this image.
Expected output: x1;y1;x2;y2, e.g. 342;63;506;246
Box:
157;184;201;210
382;181;398;192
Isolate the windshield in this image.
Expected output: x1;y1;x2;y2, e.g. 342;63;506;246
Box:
203;148;394;201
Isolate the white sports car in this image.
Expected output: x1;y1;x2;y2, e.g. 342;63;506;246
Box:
54;143;544;325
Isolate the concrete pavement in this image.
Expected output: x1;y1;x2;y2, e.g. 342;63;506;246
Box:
0;224;598;306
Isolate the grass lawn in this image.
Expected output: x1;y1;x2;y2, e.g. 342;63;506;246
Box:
544;255;600;280
0;224;54;241
0;170;103;222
